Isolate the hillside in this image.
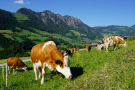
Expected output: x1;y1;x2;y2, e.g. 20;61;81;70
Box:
94;25;135;37
1;40;135;89
17;8;103;40
0;8;104;50
0;8;102;59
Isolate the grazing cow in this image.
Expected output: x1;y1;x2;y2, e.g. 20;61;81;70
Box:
96;42;104;51
70;48;74;57
7;57;27;75
85;45;91;52
96;36;127;52
74;47;79;52
31;41;72;85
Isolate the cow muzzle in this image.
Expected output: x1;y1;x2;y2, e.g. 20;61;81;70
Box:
67;75;72;79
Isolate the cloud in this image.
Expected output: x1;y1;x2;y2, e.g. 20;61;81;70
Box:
26;1;30;4
13;0;30;4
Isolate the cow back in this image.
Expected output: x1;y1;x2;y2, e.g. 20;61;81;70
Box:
7;57;26;68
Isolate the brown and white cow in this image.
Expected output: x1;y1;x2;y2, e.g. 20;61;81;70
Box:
62;48;72;57
96;36;127;52
31;41;72;85
74;47;79;52
85;45;91;52
70;48;74;57
7;57;27;75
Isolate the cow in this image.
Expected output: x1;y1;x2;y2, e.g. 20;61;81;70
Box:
96;36;127;52
61;48;72;57
31;41;72;85
96;42;104;51
85;45;91;52
7;57;27;75
70;48;74;57
74;47;79;52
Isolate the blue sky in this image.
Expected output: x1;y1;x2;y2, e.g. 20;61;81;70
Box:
0;0;135;27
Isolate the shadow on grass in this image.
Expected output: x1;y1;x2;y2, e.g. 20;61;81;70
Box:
71;66;83;80
44;65;83;81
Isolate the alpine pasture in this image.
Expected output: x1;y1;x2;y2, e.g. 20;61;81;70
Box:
0;40;135;90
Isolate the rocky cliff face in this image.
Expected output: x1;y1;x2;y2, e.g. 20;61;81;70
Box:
40;10;92;32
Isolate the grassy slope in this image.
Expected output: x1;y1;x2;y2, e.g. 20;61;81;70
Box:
0;40;135;90
12;13;29;21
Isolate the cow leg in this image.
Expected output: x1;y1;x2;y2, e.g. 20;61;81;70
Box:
38;68;41;79
114;44;117;51
8;66;10;74
49;71;53;81
33;64;38;80
15;67;18;74
105;43;108;52
13;68;15;75
41;67;45;85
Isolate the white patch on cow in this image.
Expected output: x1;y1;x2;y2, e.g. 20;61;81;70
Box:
42;41;56;51
22;67;27;71
123;41;127;47
33;60;53;71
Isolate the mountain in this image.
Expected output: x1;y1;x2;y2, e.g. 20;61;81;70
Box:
1;8;103;59
17;8;103;40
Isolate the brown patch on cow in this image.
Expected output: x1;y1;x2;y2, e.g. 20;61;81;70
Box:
109;37;115;45
116;37;124;45
55;60;64;68
42;73;45;76
103;37;108;43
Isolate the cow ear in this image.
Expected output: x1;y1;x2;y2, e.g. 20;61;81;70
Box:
55;60;63;67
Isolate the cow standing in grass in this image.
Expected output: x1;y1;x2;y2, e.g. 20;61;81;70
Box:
7;57;27;75
62;48;72;57
96;35;127;52
70;48;74;57
74;47;79;52
31;41;72;85
85;45;91;52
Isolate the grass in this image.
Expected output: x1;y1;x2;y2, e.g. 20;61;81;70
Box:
0;30;13;33
0;40;135;90
70;30;86;36
13;13;29;21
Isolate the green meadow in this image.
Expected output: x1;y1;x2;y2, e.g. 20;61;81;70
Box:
0;40;135;90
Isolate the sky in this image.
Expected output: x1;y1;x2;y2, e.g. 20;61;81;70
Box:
0;0;135;27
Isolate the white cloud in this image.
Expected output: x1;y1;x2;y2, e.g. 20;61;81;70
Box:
14;0;24;4
26;1;30;4
13;0;30;4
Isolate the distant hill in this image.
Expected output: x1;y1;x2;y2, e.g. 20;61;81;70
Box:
93;25;135;37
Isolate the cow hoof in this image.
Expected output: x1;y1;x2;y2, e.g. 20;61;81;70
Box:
41;82;44;85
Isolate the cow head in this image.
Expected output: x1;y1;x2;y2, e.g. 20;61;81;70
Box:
96;41;104;51
22;65;28;71
55;56;72;79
